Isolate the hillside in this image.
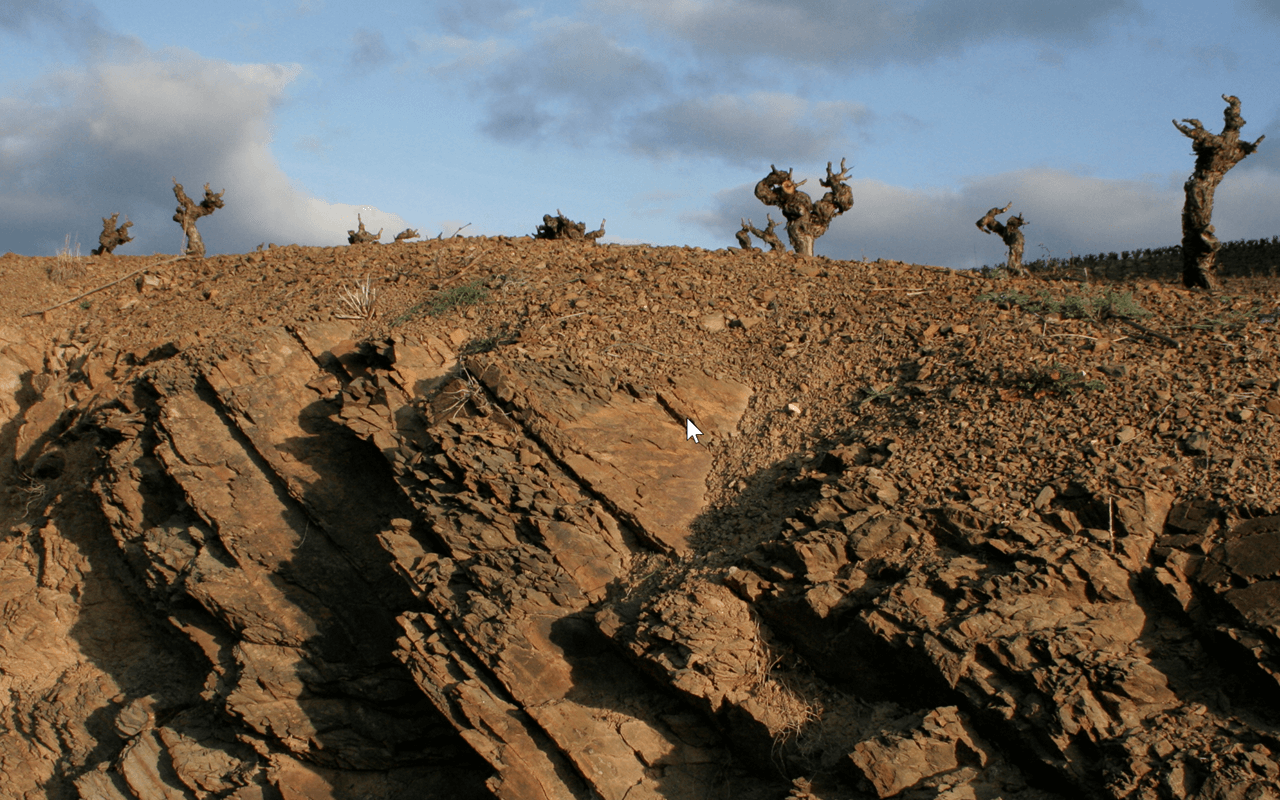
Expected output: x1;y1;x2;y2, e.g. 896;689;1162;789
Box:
1;237;1279;799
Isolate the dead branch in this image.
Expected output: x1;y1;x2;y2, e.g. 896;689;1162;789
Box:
347;214;382;244
975;202;1013;232
1110;315;1181;348
742;214;786;252
1050;334;1131;342
22;256;190;317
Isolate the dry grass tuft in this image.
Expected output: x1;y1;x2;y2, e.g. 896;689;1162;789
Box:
336;274;378;319
48;234;87;283
16;469;48;518
746;623;823;764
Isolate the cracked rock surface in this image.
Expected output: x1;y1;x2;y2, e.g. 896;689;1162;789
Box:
2;239;1280;798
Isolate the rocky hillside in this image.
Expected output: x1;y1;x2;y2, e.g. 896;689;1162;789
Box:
1;238;1279;799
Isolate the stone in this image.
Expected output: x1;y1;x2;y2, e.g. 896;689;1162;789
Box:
849;707;989;798
699;313;726;333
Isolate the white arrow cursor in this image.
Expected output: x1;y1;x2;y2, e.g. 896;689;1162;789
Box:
685;418;704;444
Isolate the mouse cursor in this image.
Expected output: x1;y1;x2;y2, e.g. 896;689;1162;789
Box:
685;418;704;444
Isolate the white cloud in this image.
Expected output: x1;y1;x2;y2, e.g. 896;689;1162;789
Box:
0;51;412;256
227;62;305;94
414;34;511;76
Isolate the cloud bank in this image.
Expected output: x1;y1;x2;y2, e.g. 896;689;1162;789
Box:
421;0;1143;168
698;166;1280;268
0;50;412;257
593;0;1140;67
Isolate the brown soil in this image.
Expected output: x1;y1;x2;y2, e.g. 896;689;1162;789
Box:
7;240;1278;521
3;239;1280;799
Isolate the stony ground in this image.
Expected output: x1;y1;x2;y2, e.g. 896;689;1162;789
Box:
9;239;1279;518
2;238;1279;799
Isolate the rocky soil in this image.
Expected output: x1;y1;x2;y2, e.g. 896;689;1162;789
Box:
1;237;1279;799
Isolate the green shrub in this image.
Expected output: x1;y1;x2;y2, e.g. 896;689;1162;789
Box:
978;288;1150;320
392;280;489;326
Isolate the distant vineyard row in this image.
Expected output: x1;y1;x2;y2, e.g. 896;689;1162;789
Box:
982;235;1280;282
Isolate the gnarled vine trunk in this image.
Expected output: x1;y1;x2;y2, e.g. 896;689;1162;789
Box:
1174;95;1264;290
534;211;605;241
91;212;133;256
752;159;853;256
738;215;784;252
975;203;1028;276
172;179;224;258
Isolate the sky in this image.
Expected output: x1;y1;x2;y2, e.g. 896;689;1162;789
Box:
2;0;1279;268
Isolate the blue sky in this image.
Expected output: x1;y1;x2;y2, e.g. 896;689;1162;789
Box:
2;0;1279;267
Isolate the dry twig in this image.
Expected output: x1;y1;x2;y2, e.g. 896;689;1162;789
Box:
1112;315;1181;348
16;470;47;518
440;368;507;420
1049;334;1131;342
23;255;190;317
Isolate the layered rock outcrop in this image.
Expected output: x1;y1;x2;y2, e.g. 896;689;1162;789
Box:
3;292;1280;798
